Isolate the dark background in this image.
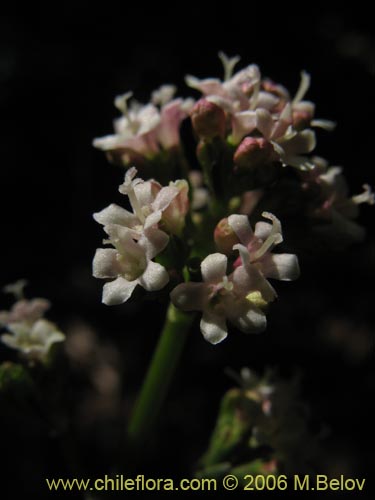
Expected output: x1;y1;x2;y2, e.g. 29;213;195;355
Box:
0;5;374;498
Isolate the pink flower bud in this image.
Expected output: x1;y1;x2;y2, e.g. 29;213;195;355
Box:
190;98;226;140
234;137;273;170
214;218;240;254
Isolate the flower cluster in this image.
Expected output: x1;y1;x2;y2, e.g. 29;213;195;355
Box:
188;52;334;171
93;52;372;344
0;284;65;362
171;212;299;344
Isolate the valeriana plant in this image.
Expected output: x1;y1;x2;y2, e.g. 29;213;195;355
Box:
92;52;373;452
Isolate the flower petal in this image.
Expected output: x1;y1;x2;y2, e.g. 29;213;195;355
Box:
232;264;277;303
255;109;273;139
137;261;169;292
228;214;253;246
200;311;228;344
93;204;138;228
139;226;169;260
93;249;121;279
201;253;228;283
227;301;267;334
102;277;137;305
152;186;179;212
260;253;300;281
254;221;272;241
170;282;206;311
231;111;257;144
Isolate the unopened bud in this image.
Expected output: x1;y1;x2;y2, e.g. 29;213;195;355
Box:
234;137;273;170
214;218;240;254
190;99;226;140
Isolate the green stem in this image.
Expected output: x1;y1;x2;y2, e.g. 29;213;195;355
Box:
127;302;195;448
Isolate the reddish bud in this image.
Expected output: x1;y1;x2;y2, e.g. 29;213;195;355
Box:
234;137;273;170
190;98;226;140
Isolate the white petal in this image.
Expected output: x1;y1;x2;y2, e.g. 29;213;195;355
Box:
185;76;224;95
152;186;179;212
138;261;169;292
200;311;228;344
231;111;257;143
93;204;138;228
139;226;169;260
228;214;253;246
232;265;277;303
102;277;137;305
260;253;300;281
1;334;19;349
93;249;121;278
93;134;121;151
170;282;206;311
256;91;279;110
201;253;228;283
310;119;336;131
136;104;161;135
227;301;267;334
255;109;273;139
254;221;272;240
271;103;292;139
133;180;157;207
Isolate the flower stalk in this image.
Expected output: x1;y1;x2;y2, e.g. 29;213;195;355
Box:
127;302;195;448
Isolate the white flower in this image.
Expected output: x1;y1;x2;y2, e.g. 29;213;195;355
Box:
228;212;300;284
93;92;161;155
1;319;65;362
93;224;169;306
93;88;193;158
170;253;268;345
0;295;65;362
94;168;183;257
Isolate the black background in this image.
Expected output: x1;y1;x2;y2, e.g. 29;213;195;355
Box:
1;4;374;498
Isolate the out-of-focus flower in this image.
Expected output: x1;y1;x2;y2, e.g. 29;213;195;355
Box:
302;159;374;242
1;319;65;362
188;170;209;210
93;224;169;306
93;87;193;165
0;298;50;325
0;287;65;363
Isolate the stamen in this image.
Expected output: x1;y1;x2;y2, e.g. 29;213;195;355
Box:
119;168;146;223
218;51;241;81
251;212;283;261
352;184;375;205
292;71;311;105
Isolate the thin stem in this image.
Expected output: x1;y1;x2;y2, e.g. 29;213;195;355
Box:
127;302;195;449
